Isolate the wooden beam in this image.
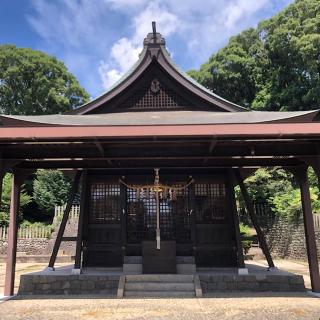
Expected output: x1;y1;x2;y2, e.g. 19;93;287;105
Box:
74;170;87;270
48;170;82;269
300;157;320;187
0;164;5;214
61;237;78;241
289;165;320;293
234;168;275;268
120;177;127;261
93;140;113;166
188;181;197;256
4;169;32;296
2;122;320;141
15;157;303;169
203;138;217;164
228;170;245;268
4;172;20;296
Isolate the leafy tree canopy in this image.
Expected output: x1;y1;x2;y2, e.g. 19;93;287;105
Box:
189;0;320;111
0;45;89;115
33;169;71;217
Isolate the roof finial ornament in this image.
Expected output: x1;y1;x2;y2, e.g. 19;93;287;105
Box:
152;21;157;43
143;21;165;48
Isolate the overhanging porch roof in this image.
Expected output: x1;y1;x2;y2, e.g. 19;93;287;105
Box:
1;122;320;141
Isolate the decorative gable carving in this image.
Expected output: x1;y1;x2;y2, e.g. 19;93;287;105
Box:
117;78;194;111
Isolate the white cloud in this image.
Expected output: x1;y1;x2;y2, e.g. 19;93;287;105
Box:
27;0;294;96
223;0;270;29
98;38;141;89
98;1;179;90
131;2;178;45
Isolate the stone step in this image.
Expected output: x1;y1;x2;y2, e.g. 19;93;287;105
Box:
124;256;142;264
176;256;195;264
125;274;194;283
124;290;195;298
125;282;195;291
124;256;195;264
176;263;196;274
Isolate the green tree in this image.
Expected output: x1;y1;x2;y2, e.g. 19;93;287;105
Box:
189;0;320;111
0;45;89;115
0;173;32;226
258;0;320;110
33;170;71;217
189;28;268;108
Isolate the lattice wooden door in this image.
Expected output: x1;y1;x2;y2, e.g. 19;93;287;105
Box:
126;185;191;244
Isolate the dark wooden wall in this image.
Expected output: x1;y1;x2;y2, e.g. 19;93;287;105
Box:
82;171;238;268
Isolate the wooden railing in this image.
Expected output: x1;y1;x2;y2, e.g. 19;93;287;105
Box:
53;204;80;221
314;214;320;229
0;205;80;240
0;226;51;240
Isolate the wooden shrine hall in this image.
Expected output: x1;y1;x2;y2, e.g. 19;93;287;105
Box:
1;23;320;296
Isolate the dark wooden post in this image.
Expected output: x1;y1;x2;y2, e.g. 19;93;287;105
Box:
189;181;197;256
234;169;275;268
0;171;4;211
48;170;82;269
290;165;320;293
4;169;31;296
74;170;87;272
120;177;127;261
228;170;245;269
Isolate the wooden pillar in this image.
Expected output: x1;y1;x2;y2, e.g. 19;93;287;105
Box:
48;170;82;269
234;169;275;268
0;171;4;212
74;170;87;271
189;180;197;256
120;177;127;262
290;165;320;293
4;169;30;296
228;170;245;269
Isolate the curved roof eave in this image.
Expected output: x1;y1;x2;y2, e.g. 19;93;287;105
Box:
1;110;318;127
66;46;150;115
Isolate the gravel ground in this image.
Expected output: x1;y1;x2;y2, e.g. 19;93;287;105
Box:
0;259;319;319
0;293;319;320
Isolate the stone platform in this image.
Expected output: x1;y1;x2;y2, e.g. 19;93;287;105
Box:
199;274;305;293
17;263;305;296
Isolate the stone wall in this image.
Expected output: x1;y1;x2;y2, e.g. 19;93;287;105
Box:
19;274;119;295
0;238;49;255
199;274;305;292
0;217;79;256
264;216;320;260
46;217;78;256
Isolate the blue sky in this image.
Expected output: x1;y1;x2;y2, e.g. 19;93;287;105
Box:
0;0;294;98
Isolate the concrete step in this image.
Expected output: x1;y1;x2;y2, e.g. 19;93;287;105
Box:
123;263;142;274
124;290;195;298
125;282;195;291
124;256;194;264
124;256;142;264
176;256;195;264
125;274;194;283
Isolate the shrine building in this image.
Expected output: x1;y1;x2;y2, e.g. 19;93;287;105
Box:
1;23;319;296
